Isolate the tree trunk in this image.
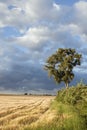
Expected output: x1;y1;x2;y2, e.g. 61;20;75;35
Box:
65;83;69;89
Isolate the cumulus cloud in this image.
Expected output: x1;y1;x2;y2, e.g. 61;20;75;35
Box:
73;1;87;39
0;0;61;31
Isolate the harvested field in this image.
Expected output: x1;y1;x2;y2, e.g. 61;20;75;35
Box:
0;95;55;130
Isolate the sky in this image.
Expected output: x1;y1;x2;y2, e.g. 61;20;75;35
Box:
0;0;87;94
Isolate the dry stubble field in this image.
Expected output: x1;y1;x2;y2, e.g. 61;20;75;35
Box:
0;95;55;130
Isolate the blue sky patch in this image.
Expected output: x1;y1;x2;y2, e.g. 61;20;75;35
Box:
2;26;21;38
54;0;80;5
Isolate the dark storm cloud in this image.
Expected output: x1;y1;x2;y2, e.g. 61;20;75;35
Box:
0;62;59;93
0;58;86;94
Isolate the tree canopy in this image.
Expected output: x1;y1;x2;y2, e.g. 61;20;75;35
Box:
44;48;82;88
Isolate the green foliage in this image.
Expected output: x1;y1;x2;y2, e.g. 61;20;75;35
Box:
44;48;82;88
55;84;87;129
56;85;87;105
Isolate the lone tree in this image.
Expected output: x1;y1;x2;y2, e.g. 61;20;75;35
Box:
44;48;82;88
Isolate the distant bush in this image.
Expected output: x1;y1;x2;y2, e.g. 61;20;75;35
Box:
24;93;28;95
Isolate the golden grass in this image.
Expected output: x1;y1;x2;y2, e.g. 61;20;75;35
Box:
0;95;55;130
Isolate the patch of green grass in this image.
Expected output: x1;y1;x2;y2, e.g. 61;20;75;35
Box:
55;84;87;130
50;100;86;130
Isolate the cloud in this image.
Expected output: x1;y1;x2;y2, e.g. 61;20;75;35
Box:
16;26;51;49
73;1;87;39
0;0;61;31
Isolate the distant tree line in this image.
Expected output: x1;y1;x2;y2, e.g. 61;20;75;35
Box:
24;93;54;96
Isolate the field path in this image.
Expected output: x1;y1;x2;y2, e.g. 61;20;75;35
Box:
0;95;55;130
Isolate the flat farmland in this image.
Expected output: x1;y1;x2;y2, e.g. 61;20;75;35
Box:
0;95;55;130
